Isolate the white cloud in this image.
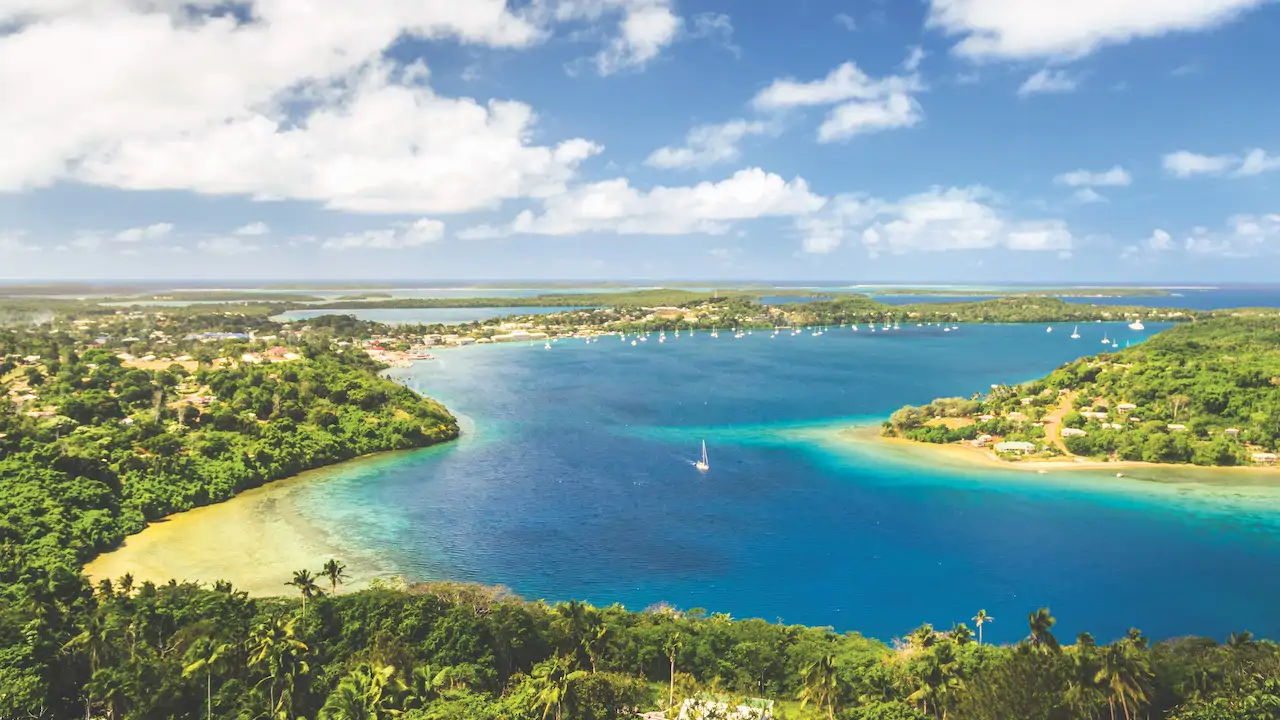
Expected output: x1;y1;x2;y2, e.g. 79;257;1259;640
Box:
1162;149;1280;178
1017;69;1079;96
558;0;683;75
0;232;38;253
461;168;827;238
1055;166;1132;187
690;12;738;57
645;120;770;170
321;219;445;250
834;13;857;31
1239;149;1280;177
233;222;270;236
1162;151;1237;177
1073;188;1106;203
926;0;1267;59
0;1;624;212
1147;229;1173;251
198;237;260;255
113;222;174;242
797;186;1073;255
753;62;924;142
1185;214;1280;257
902;46;927;73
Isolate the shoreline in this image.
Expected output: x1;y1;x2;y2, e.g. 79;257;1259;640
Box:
83;451;418;596
819;424;1280;481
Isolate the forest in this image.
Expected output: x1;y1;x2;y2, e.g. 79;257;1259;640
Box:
884;317;1280;465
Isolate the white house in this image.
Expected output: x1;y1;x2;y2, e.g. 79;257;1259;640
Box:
1061;428;1088;437
1252;453;1278;466
995;441;1037;454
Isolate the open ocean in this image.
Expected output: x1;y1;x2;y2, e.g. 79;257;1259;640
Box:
271;322;1280;644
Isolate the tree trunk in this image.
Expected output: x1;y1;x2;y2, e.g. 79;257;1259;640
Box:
1120;692;1130;720
669;656;676;709
1109;697;1116;720
207;670;212;719
978;625;983;646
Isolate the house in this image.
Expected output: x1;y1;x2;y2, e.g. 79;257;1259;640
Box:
972;434;993;448
1020;398;1034;406
1061;428;1088;437
1007;411;1027;421
1251;452;1278;466
995;441;1037;454
1167;424;1187;432
978;414;995;422
677;696;773;720
1081;411;1108;420
1116;403;1137;413
1225;428;1241;436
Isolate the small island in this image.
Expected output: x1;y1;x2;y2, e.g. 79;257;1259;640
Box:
882;317;1280;467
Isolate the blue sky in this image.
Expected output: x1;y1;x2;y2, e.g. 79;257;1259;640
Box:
1;0;1277;282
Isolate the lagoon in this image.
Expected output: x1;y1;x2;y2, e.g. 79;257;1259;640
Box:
91;322;1280;644
273;306;588;325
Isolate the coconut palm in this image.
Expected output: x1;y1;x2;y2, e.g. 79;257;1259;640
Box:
530;654;584;720
321;558;347;596
1028;608;1060;653
1094;644;1152;720
248;614;310;717
663;631;683;710
798;653;840;720
182;635;234;719
116;573;134;597
63;609;115;720
1064;637;1104;719
950;623;974;646
287;569;324;618
1227;630;1254;648
972;610;993;646
319;663;406;720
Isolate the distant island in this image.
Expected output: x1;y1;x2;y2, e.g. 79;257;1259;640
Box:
870;286;1177;298
882;317;1280;467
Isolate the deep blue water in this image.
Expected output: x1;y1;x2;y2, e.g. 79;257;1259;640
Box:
289;322;1280;643
274;306;587;325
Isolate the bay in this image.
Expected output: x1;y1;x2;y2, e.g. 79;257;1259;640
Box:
264;322;1280;644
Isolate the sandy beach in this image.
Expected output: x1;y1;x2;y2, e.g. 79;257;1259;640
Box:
812;423;1280;487
84;456;407;596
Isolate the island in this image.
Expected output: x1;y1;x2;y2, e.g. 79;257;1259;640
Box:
2;298;1278;720
881;317;1280;467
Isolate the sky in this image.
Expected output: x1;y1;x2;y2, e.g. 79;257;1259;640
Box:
0;0;1278;283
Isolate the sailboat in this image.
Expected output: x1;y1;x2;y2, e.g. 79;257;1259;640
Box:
695;440;710;472
1070;326;1080;339
1128;319;1145;330
1101;334;1111;345
1045;326;1053;333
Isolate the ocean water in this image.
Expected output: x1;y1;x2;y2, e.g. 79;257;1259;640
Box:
274;306;588;325
284;322;1280;643
870;287;1280;309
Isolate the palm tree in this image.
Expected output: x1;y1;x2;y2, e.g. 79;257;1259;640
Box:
63;609;115;720
909;624;937;651
248;614;310;717
663;631;682;710
1094;644;1151;720
950;623;974;646
909;642;963;719
1227;630;1254;648
530;655;584;720
972;610;993;646
1028;608;1060;653
1064;636;1104;719
321;558;347;596
319;663;406;720
116;573;134;597
287;569;324;618
798;653;840;720
182;635;233;719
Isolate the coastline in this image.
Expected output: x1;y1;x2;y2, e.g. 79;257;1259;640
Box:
815;423;1280;482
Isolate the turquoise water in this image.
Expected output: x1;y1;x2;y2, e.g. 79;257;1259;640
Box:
274;306;588;325
285;323;1280;643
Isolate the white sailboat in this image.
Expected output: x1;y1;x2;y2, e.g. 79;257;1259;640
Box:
1070;326;1080;339
694;440;710;472
1101;334;1110;345
1128;319;1145;330
1046;326;1053;333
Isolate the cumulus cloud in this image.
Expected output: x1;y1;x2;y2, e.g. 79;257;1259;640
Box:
1017;69;1079;96
1185;214;1280;257
322;219;446;250
926;0;1267;59
753;62;924;142
1055;166;1132;187
797;187;1073;256
645;120;770;170
1147;229;1173;251
1073;188;1107;204
113;222;175;242
233;222;270;236
1162;149;1280;178
0;0;638;212
460;168;827;238
542;0;684;75
198;237;260;255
